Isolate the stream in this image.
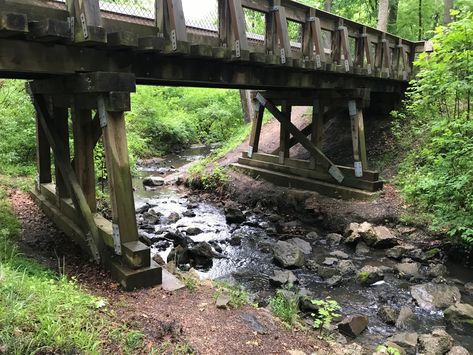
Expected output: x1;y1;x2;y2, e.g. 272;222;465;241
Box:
132;145;473;352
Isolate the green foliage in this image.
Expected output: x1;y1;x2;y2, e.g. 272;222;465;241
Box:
213;282;252;308
310;297;341;330
0;80;36;176
376;345;402;355
127;86;244;157
394;13;473;245
269;290;300;327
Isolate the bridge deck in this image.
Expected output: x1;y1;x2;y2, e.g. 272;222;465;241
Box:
0;0;424;91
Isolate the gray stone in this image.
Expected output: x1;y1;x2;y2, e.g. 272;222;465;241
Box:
338;260;356;276
317;265;341;279
330;250;349;259
337;314;369;338
306;231;320;239
447;346;470;355
272;241;305;268
152;253;165;266
168;212;181;223
229;234;242;246
182;210;196;218
322;257;339;266
444;303;473;330
410;283;461;310
216;293;231;309
428;263;448;278
418;329;454;355
395;262;421;281
143;176;165;187
327;275;343;287
287;237;312;254
356;241;370;255
344;222;374;245
186;227;203;236
395;306;413;329
369;226;399;248
388;332;418;355
188;242;215;268
357;265;384;286
143;210;161;225
225;205;246;224
386;244;416;259
326;233;343;244
378;305;398;325
269;270;298;286
379;341;407;355
241;313;268;334
465;282;473;296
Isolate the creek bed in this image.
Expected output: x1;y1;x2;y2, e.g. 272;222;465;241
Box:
132;146;473;352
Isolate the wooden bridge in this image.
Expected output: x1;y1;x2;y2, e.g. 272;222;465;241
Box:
0;0;425;289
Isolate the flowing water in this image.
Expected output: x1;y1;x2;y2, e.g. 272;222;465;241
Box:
132;146;473;352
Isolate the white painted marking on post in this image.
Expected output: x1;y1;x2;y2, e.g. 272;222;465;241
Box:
354;161;363;177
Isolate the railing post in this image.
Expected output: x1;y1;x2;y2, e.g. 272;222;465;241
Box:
66;0;106;44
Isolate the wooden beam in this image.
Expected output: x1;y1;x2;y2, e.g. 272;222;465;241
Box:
102;109;139;253
248;100;264;157
52;106;70;199
72;103;96;212
228;0;249;59
35;109;51;184
256;93;344;183
30;90;102;262
273;5;292;64
279;103;291;163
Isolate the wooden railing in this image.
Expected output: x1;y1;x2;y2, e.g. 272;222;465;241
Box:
2;0;425;81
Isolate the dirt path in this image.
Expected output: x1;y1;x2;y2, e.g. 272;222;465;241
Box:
8;189;347;355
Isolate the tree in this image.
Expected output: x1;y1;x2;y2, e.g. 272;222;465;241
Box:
418;0;423;40
388;0;399;33
444;0;454;24
377;0;389;31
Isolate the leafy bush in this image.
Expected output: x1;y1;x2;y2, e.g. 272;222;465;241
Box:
394;13;473;245
269;290;300;327
310;297;341;330
0;80;36;175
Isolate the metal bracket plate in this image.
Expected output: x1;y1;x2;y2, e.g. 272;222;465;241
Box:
79;12;88;39
354;161;363;177
329;165;344;183
348;100;357;117
170;29;177;51
112;223;122;255
97;95;107;128
280;48;286;64
235;39;241;58
315;54;322;69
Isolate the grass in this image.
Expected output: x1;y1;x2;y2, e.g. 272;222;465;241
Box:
269;290;301;328
212;281;252;308
0;183;155;354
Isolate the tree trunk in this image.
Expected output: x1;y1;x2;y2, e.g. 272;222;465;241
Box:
377;0;389;32
418;0;423;40
324;0;332;12
239;90;254;123
444;0;454;25
388;0;399;33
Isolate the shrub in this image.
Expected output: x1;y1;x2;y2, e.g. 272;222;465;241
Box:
269;290;300;327
394;13;473;246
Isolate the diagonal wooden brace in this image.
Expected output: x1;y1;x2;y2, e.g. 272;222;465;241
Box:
29;89;103;262
256;93;344;183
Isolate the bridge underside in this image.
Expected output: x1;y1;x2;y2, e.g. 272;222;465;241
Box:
0;0;419;289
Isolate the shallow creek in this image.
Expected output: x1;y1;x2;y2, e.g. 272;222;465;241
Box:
132;146;473;352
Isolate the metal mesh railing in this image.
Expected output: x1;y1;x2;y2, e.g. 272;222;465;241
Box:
99;0;154;23
182;0;218;33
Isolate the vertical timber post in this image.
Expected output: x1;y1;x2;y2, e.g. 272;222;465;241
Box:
53;106;70;199
72;102;97;212
36;109;52;187
310;99;323;169
248;99;264;158
348;99;368;176
279;102;291;164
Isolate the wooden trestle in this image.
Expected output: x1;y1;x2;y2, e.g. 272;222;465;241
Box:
29;72;161;290
234;89;384;200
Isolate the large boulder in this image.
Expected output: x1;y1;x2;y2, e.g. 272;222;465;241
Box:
464;283;473;296
337;260;357;276
444;303;473;330
369;226;399;248
224;205;246;224
386;244;416;260
272;241;305;268
410;283;461;310
287;238;312;254
418;329;454;355
143;176;165;187
188;242;216;268
447;346;470;355
357;265;384;286
269;270;298;286
344;222;374;245
395;262;421;281
378;305;399;325
388;332;418;355
337;314;369;338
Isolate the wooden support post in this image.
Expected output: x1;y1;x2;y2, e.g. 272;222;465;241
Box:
348;99;368;176
53;106;70;199
273;4;292;65
256;93;344;183
279;103;291;164
156;0;188;52
310;100;324;168
72;103;97;212
36;111;51;185
248;100;264;158
67;0;106;44
228;0;249;59
102;109;139;254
